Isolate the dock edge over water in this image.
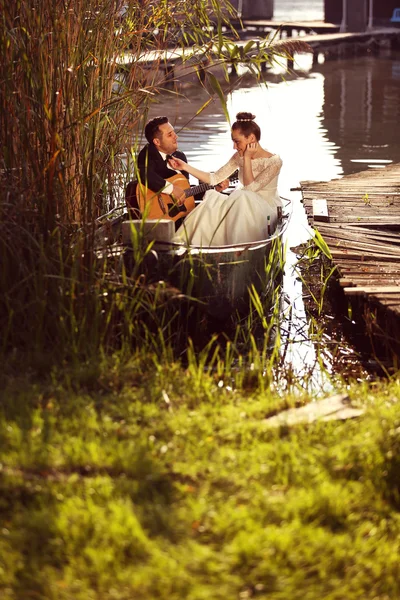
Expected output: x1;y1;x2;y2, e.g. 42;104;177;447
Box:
299;162;400;363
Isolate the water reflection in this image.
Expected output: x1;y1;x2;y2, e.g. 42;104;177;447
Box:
144;49;400;385
314;55;400;174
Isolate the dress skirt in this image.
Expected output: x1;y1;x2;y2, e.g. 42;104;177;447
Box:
173;188;280;247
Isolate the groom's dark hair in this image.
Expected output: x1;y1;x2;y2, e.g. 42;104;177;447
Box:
144;116;169;144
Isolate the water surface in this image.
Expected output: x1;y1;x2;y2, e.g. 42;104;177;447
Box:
144;48;400;386
273;0;324;22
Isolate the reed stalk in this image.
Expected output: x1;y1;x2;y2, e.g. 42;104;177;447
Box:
1;0;299;369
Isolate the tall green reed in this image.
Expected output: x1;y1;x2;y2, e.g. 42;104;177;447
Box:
0;0;228;361
1;0;301;368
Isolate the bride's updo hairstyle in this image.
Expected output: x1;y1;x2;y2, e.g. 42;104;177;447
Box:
232;112;261;141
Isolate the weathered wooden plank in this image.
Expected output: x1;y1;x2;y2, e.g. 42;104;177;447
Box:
338;267;400;276
305;212;400;220
318;231;400;248
338;272;400;279
303;191;400;197
302;191;400;197
330;250;400;262
316;225;400;242
333;223;400;230
303;201;400;209
375;299;400;307
302;187;400;192
339;278;400;287
343;286;400;295
301;182;400;189
335;261;400;271
303;199;400;206
320;223;400;233
318;230;400;246
307;206;400;214
325;239;400;256
320;240;400;257
320;218;400;226
369;293;400;299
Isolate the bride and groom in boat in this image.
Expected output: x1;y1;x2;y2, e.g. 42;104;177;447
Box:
127;112;283;247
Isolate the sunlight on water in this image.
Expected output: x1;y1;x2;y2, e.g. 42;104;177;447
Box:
273;0;324;22
223;78;338;385
144;49;400;387
160;78;330;387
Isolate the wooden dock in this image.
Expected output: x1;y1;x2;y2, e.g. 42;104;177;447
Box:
298;27;400;60
117;23;400;84
299;162;400;361
237;19;340;37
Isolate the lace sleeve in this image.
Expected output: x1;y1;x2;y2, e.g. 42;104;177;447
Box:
209;153;240;186
244;155;283;192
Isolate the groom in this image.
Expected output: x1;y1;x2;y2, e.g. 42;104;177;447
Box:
138;116;190;203
125;116;189;221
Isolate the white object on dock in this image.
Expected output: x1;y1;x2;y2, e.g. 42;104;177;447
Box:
312;198;329;222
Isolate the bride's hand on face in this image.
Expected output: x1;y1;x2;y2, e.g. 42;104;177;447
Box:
168;157;186;170
243;142;259;158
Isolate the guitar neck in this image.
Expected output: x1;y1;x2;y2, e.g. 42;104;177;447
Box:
183;169;239;198
185;182;213;198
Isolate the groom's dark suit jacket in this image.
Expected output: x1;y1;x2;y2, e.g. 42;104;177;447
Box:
125;143;189;218
137;143;189;191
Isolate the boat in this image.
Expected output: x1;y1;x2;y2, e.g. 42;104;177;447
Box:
95;200;291;319
95;173;291;319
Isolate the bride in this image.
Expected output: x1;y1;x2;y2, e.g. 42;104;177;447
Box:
168;112;283;247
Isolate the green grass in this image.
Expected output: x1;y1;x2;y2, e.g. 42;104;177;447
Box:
1;359;400;600
1;3;399;598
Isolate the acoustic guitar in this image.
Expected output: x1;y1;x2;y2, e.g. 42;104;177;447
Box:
137;173;215;222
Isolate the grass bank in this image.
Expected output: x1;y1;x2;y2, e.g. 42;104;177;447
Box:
2;3;399;598
1;358;400;600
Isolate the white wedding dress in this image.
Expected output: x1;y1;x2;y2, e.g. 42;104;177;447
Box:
173;153;283;247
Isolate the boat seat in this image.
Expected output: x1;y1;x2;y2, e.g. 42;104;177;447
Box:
391;8;400;22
